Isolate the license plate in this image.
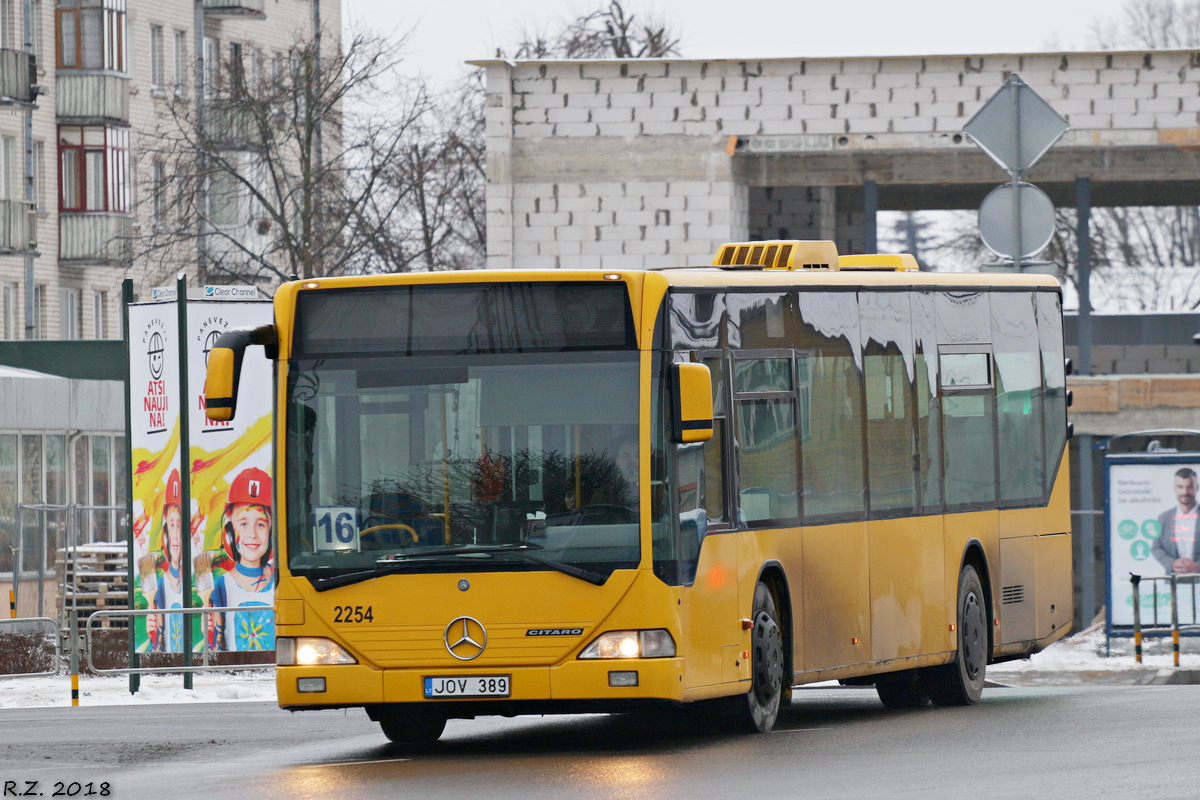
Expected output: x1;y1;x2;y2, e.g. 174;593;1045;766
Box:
423;675;511;698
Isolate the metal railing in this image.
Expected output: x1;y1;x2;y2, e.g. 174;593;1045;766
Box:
0;617;61;678
1129;573;1200;667
85;606;275;676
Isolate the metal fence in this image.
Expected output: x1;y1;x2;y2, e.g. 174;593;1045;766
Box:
85;606;275;676
1128;573;1200;667
0;616;61;678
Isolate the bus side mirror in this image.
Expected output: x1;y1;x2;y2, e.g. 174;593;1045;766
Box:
205;324;278;422
671;362;714;444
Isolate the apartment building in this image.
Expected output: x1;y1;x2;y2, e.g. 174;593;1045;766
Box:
0;0;339;342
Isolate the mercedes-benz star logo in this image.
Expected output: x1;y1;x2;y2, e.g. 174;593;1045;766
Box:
444;616;487;661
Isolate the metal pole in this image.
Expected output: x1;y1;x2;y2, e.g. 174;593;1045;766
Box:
175;274;193;689
1131;573;1143;663
21;0;34;339
863;179;878;254
122;279;139;694
69;608;79;706
1075;177;1093;376
1079;435;1095;625
194;1;208;285
1010;77;1023;272
35;508;44;617
1171;573;1180;668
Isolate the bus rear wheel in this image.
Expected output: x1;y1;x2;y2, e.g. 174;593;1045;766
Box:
875;672;930;708
735;581;785;732
922;565;987;706
374;706;447;748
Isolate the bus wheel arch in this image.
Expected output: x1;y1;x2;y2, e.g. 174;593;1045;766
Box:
757;562;794;693
960;541;994;658
728;562;790;732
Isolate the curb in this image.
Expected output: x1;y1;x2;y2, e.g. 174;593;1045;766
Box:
988;668;1200;687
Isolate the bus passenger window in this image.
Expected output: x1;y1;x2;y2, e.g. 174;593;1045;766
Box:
797;292;866;522
992;292;1044;506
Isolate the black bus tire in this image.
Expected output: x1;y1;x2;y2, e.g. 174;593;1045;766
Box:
922;565;987;706
736;581;785;732
375;706;447;748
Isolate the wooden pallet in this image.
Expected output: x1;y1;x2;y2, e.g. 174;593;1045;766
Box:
56;544;131;631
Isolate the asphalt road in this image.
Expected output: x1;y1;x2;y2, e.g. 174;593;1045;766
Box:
0;684;1191;800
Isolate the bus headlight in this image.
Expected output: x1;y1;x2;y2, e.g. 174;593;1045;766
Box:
276;637;358;666
578;629;676;659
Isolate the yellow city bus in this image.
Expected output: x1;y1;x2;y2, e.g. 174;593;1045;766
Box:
206;239;1073;744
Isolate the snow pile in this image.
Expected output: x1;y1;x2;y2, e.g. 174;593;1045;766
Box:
989;617;1200;676
0;671;276;709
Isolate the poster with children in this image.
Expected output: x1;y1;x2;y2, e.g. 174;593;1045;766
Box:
187;299;275;652
129;290;274;653
128;302;183;653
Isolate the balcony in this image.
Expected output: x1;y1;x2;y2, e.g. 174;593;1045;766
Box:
56;74;130;124
59;213;133;265
0;200;36;252
0;49;35;104
203;0;265;17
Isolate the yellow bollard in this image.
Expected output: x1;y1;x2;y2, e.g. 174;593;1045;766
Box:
71;673;79;707
8;589;13;619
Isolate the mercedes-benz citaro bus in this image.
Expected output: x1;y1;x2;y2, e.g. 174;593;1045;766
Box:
205;240;1073;746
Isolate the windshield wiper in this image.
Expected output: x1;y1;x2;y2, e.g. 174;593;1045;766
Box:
308;544;607;591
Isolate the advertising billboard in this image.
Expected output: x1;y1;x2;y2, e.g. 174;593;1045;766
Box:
129;291;274;653
1107;454;1200;628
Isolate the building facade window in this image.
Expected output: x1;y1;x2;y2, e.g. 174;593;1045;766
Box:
58;125;129;212
173;29;186;95
150;158;165;223
202;35;216;97
57;0;126;72
33;140;44;210
2;283;15;339
32;284;42;339
60;288;80;339
0;135;13;200
92;289;106;338
149;23;163;90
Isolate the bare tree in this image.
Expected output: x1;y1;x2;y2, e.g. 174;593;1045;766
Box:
1090;0;1200;48
357;73;487;273
359;0;683;274
506;0;682;59
138;30;432;285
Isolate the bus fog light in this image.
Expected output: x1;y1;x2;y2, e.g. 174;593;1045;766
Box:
297;677;326;693
277;637;357;666
609;671;639;687
579;629;675;659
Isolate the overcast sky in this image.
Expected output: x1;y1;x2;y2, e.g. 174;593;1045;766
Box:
345;0;1137;87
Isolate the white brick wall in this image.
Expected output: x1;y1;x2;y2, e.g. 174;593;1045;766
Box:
484;50;1200;270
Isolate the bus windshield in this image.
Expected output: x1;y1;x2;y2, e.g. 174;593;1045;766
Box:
285;351;641;583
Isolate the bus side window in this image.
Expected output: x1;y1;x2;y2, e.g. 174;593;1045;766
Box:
797;291;866;522
937;293;996;510
992;291;1045;506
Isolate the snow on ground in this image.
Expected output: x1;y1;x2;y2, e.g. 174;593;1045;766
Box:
989;617;1200;675
1;621;1193;709
0;670;276;709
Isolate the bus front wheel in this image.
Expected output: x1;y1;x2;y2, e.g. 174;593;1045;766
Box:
922;565;987;706
374;706;447;748
736;581;785;732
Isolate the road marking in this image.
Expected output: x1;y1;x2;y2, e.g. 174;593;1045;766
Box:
770;727;830;733
297;757;412;768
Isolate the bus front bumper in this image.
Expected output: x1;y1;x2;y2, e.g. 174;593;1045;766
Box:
277;657;686;710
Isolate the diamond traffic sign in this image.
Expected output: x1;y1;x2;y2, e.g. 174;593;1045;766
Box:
964;74;1068;175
